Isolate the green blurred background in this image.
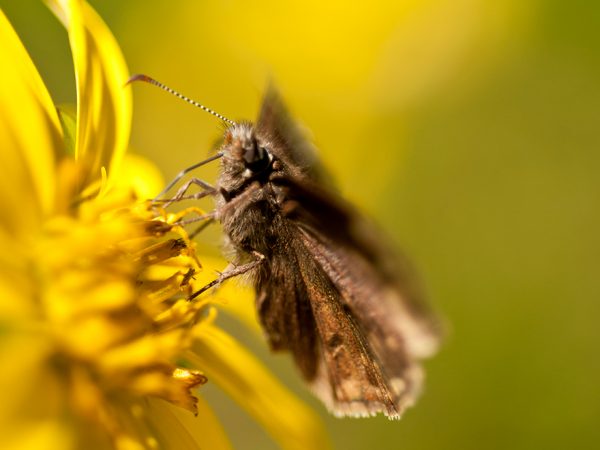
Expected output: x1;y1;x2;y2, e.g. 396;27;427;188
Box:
3;0;599;449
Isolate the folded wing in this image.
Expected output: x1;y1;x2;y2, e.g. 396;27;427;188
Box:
273;176;440;418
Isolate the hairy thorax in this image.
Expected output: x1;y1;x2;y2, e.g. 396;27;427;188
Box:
215;123;286;258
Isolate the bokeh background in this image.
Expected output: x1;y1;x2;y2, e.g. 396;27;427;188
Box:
3;0;599;449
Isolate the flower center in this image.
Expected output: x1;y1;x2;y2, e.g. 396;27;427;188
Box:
33;182;210;442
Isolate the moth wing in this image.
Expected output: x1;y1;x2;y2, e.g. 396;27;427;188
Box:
295;237;404;418
256;87;439;417
253;223;319;380
272;176;440;417
256;85;332;184
255;228;402;417
274;175;440;348
299;228;433;418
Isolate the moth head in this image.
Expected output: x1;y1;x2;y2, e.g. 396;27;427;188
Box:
223;124;273;177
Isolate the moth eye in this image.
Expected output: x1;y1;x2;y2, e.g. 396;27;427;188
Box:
243;145;271;173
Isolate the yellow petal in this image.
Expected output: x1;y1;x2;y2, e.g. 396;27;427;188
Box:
2;420;74;450
0;11;60;235
0;331;70;450
146;398;233;450
189;326;331;450
115;153;165;200
46;0;132;192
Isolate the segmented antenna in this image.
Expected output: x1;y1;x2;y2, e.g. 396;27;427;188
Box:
127;74;236;125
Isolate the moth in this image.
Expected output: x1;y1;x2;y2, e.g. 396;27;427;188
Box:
130;74;440;419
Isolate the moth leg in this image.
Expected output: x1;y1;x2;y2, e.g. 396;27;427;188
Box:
189;217;216;239
165;206;210;224
153;153;223;200
175;210;216;226
218;181;261;214
189;251;265;300
157;178;216;208
168;209;216;238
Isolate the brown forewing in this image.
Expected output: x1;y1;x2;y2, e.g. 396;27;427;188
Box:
255;222;402;417
252;180;439;417
273;174;440;337
254;86;440;418
293;234;404;417
253;213;319;380
298;225;436;418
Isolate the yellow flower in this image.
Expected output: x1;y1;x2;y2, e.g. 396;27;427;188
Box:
0;1;329;449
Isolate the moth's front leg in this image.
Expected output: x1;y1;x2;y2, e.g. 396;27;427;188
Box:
159;177;216;208
189;251;265;300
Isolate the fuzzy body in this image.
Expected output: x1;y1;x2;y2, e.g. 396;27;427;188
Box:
216;123;286;257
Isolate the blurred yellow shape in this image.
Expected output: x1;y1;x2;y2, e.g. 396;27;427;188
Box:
0;10;60;236
47;0;132;193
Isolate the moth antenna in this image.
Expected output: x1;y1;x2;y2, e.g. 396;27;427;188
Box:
127;74;236;126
